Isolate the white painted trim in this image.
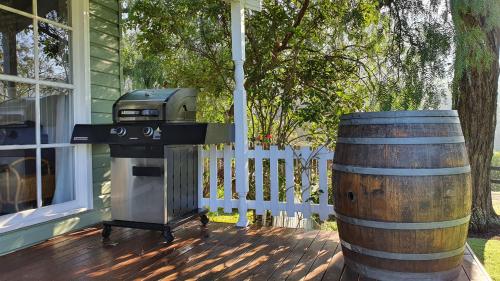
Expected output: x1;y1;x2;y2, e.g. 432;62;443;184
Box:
223;0;262;11
72;0;93;210
0;143;75;150
34;0;42;208
0;202;89;233
0;0;93;231
231;0;249;228
0;74;75;89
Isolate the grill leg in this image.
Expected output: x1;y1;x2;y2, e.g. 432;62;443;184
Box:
102;224;112;239
200;214;209;227
162;226;174;243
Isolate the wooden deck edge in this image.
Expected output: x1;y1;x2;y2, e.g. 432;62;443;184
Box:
465;242;493;281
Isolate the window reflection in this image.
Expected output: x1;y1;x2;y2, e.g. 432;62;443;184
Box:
38;22;71;83
38;0;71;26
40;86;72;144
0;0;33;13
0;9;35;78
0;149;38;215
42;147;73;206
0;81;36;145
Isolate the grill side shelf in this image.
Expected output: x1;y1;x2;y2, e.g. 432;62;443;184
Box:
70;123;234;145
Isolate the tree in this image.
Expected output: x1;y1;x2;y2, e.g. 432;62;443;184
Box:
451;0;500;231
127;0;443;147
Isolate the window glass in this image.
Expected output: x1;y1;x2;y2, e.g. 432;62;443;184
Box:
0;1;76;218
0;0;33;13
42;147;74;206
0;149;37;215
40;86;72;144
0;9;35;78
38;22;72;83
38;0;71;26
0;81;36;145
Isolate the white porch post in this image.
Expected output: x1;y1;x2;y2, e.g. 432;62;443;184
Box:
231;0;249;228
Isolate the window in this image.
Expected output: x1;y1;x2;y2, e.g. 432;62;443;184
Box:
0;0;91;231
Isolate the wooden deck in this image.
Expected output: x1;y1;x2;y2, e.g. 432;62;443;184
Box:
0;222;490;281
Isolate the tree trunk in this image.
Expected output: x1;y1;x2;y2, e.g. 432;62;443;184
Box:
452;3;500;232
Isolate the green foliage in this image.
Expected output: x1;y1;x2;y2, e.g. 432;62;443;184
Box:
451;0;500;105
373;0;453;111
468;238;500;281
123;0;456;146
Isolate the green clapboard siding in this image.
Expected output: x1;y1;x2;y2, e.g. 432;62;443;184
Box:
0;0;121;255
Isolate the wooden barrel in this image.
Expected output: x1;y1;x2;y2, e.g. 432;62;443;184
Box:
333;110;472;281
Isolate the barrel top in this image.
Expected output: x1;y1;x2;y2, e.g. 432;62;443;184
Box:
341;110;458;120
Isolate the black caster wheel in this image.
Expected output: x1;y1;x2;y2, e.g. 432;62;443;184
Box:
102;225;112;238
163;229;174;243
200;214;209;226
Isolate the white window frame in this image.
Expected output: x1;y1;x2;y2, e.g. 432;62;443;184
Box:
0;0;93;233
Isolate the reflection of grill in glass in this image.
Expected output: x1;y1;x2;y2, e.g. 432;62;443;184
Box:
71;88;234;242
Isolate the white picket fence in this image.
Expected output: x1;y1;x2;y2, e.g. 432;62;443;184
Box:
197;145;336;223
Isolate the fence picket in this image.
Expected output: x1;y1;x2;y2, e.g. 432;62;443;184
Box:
209;145;218;211
318;147;329;220
285;146;295;217
223;145;233;213
300;146;312;218
254;145;264;215
270;145;279;216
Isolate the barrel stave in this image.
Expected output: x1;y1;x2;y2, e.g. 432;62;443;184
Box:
333;110;471;280
334;173;472;222
342;249;464;273
338;223;469;253
334;143;469;169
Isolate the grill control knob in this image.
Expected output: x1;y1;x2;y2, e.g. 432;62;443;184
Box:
116;127;127;137
143;127;154;137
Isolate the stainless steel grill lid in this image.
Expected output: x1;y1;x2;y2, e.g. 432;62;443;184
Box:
113;88;197;123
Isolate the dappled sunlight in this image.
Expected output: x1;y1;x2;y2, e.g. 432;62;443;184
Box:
0;223;490;280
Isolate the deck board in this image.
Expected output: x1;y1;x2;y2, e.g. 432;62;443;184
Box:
0;222;490;281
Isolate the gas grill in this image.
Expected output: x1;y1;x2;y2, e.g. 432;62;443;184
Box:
71;88;234;242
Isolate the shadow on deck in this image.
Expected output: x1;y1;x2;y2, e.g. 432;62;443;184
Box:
0;222;490;281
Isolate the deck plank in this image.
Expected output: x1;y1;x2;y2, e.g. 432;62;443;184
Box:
456;266;473;281
320;241;344;281
212;227;295;280
166;225;266;280
194;226;273;281
0;223;489;281
107;222;224;280
267;230;320;281
240;228;304;280
340;265;359;281
286;231;334;281
124;223;234;281
303;232;340;281
462;254;488;281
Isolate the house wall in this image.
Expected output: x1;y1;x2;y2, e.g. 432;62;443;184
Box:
0;0;122;255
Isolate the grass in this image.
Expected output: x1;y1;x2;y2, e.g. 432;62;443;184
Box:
207;208;254;224
468;238;500;281
320;220;338;231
